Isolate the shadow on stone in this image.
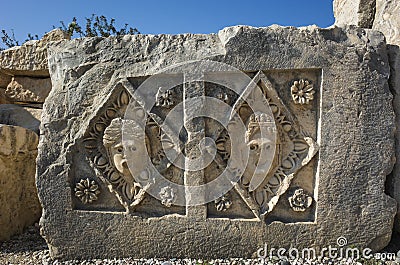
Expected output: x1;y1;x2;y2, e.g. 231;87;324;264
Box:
0;104;40;134
0;226;47;254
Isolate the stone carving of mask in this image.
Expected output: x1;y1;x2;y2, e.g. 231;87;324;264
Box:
103;118;149;193
242;112;276;190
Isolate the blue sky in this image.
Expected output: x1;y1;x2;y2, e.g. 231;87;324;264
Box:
0;0;334;48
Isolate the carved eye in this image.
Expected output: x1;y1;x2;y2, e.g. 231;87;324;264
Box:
249;143;259;151
117;147;123;153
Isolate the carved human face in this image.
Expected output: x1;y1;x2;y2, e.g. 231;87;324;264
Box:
242;112;275;188
247;130;274;175
108;141;132;177
103;118;151;183
109;137;148;179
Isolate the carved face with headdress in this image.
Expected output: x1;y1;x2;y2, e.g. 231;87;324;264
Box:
103;118;149;188
242;112;276;188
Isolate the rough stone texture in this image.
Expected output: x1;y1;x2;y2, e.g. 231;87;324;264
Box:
0;125;41;241
0;29;70;77
373;0;400;46
373;0;400;232
334;0;400;235
0;104;41;134
334;0;376;28
5;77;52;103
372;0;400;234
38;25;396;259
388;45;400;234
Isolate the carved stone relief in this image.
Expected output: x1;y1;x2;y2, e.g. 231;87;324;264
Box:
156;87;175;108
290;79;315;105
288;188;313;212
74;178;100;204
215;195;232;212
80;70;319;222
205;71;319;221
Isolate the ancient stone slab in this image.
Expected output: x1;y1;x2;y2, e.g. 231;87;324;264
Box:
334;0;376;28
38;25;396;259
5;76;51;103
0;125;41;241
0;29;70;77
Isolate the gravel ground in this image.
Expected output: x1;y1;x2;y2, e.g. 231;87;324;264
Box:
1;225;399;265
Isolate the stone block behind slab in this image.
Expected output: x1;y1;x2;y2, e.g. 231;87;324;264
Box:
0;125;41;241
0;29;70;77
0;104;41;134
334;0;375;28
5;76;51;103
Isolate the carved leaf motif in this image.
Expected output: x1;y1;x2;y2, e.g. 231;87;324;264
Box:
293;139;309;153
105;108;117;119
95;122;107;133
83;138;97;150
94;155;108;168
119;90;130;106
108;171;121;182
281;156;296;170
124;183;134;200
268;175;281;186
281;122;292;132
254;189;266;206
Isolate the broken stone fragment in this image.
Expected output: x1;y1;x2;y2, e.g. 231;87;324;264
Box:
373;0;400;46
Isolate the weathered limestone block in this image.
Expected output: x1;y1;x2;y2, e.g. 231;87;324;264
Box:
334;0;400;235
38;25;396;259
0;125;41;241
373;0;400;46
372;0;400;234
0;104;41;134
387;43;400;233
334;0;376;28
5;76;52;103
0;29;70;77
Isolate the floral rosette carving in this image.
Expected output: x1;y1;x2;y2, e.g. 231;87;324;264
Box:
290;79;315;105
159;186;176;207
288;188;313;212
215;195;232;212
75;178;100;204
156;87;174;108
